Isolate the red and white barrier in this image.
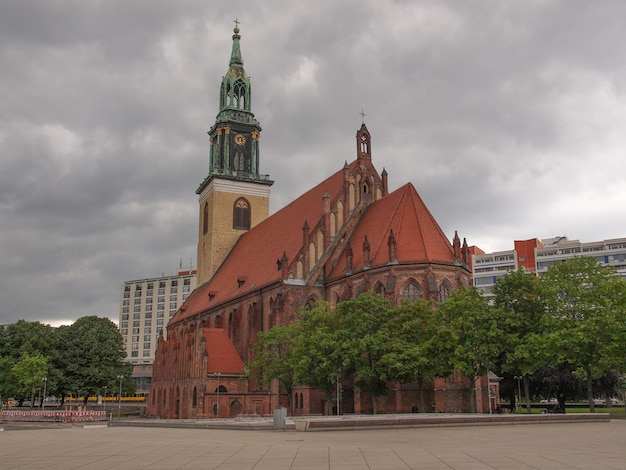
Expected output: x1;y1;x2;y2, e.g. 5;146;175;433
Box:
1;410;107;422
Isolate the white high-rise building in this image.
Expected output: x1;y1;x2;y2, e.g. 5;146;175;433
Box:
535;237;626;276
119;267;197;393
472;237;626;298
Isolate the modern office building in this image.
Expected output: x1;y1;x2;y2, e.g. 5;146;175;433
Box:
119;266;197;393
473;236;626;297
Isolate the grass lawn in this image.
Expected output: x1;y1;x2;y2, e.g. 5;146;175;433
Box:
512;406;626;414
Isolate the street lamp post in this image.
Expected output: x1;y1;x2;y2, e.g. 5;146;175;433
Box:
117;375;123;418
336;370;341;416
103;385;107;413
214;372;221;417
514;376;523;412
487;372;492;414
41;377;47;410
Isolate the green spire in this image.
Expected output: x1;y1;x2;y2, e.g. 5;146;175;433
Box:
217;23;253;118
198;21;273;196
229;23;243;67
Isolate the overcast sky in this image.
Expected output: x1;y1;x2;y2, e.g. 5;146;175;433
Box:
2;0;625;327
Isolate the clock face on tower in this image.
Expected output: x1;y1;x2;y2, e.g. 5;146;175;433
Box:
234;133;246;146
232;133;249;172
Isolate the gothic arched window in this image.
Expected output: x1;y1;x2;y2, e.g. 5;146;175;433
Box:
304;296;317;310
203;202;209;235
233;79;247;109
438;280;453;302
233;197;251;229
402;280;420;301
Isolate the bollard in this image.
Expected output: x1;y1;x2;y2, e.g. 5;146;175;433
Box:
273;406;287;431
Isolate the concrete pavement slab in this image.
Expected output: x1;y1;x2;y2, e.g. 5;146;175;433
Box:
1;419;625;469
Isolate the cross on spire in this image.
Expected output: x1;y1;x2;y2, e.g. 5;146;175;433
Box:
359;108;367;124
233;18;240;29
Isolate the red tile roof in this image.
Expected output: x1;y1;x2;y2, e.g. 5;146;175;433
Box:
329;182;455;278
204;328;245;374
172;160;360;323
172;162;456;324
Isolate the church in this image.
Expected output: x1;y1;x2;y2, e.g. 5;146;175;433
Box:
147;26;483;419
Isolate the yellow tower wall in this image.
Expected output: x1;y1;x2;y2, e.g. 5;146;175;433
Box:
197;178;271;285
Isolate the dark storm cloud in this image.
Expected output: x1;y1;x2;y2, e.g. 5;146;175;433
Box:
1;0;625;326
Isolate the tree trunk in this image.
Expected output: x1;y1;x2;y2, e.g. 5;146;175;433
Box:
557;394;566;413
418;380;425;413
470;375;477;414
587;371;595;413
523;376;531;414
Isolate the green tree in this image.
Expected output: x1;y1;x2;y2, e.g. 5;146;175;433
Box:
439;287;504;413
55;316;132;402
493;269;546;413
378;298;454;412
334;292;395;413
292;301;343;402
534;363;586;410
11;353;48;409
539;257;626;412
0;320;57;404
0;356;19;402
0;320;55;360
249;323;299;407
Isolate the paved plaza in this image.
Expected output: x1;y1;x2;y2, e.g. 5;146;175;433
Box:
1;419;625;469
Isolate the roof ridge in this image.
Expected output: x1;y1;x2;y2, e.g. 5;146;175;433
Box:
409;183;455;259
409;184;431;261
394;184;411;242
262;161;358;224
369;185;408;261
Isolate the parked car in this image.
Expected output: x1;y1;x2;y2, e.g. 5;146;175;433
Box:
540;398;558;404
594;398;623;405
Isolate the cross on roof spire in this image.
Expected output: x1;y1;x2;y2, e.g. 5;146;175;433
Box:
359;108;367;124
233;18;240;29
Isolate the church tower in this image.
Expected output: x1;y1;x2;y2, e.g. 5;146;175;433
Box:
196;24;273;285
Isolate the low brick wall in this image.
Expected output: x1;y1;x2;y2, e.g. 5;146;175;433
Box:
297;413;611;432
1;410;107;423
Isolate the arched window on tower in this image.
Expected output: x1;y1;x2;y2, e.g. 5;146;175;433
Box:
233;149;245;172
360;134;368;153
203;202;209;235
233;79;246;109
220;82;227;108
233;197;251;229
